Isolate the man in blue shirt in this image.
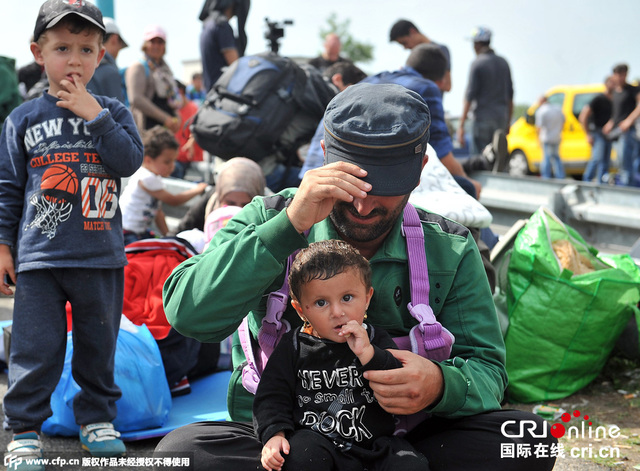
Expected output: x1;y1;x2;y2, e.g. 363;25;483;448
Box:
87;17;128;103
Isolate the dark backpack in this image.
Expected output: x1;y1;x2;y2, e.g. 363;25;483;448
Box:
191;52;308;161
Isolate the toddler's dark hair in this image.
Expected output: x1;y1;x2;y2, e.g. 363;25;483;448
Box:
142;125;179;159
288;239;372;301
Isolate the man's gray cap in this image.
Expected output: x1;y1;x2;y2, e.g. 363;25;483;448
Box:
324;82;431;196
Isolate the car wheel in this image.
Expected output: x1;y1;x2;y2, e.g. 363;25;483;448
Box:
508;150;530;177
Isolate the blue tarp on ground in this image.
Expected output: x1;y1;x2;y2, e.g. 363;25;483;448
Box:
121;370;231;441
2;319;231;441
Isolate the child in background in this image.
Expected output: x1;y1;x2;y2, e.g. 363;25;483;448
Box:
253;239;429;471
120;125;208;245
171;79;203;180
0;0;144;466
186;72;206;105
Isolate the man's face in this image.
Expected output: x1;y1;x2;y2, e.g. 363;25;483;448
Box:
105;34;125;59
330;193;410;243
324;34;341;60
605;77;616;93
394;33;422;50
613;72;627;87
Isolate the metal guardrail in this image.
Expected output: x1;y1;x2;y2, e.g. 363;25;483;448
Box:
470;171;640;255
156;171;640;255
160;178;205;224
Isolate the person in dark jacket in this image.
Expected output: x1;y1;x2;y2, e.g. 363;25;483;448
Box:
199;0;250;91
87;17;128;102
1;1;143;464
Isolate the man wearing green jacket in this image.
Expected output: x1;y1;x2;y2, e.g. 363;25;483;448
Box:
156;83;556;471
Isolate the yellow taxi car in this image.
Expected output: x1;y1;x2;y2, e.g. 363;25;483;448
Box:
507;84;615;177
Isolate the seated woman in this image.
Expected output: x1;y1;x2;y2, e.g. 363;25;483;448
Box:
174;157;268;235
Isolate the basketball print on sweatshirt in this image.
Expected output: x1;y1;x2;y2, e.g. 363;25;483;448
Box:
26;164;80;239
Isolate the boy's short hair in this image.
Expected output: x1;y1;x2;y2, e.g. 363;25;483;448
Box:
323;62;367;86
389;19;417;42
142;125;179;159
34;0;106;43
613;63;629;75
288;239;372;301
406;43;447;82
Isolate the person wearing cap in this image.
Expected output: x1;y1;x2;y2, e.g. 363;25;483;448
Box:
87;17;128;103
155;83;556;471
125;25;181;133
457;27;513;158
389;19;452;93
1;0;144;467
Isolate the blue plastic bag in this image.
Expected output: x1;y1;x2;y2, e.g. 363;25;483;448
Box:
42;316;171;436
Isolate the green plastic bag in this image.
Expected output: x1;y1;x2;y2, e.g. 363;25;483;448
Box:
504;207;640;403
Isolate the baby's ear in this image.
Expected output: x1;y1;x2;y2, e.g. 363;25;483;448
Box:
291;298;303;317
365;287;374;309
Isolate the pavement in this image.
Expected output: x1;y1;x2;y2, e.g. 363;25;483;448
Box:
0;291;624;470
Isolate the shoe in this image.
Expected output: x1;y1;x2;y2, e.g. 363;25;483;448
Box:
79;422;126;457
463;151;492;173
491;129;509;173
170;376;192;397
6;431;44;471
481;144;496;167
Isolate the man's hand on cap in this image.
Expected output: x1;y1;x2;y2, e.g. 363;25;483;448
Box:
286;162;372;234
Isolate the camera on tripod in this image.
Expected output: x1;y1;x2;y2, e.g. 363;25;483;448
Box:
264;17;293;54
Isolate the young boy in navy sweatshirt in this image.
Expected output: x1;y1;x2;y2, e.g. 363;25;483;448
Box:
0;1;143;467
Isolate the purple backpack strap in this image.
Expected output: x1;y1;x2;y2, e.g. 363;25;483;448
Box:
238;317;260;394
258;258;293;359
393;204;455;437
397;203;454;362
240;251;295;394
